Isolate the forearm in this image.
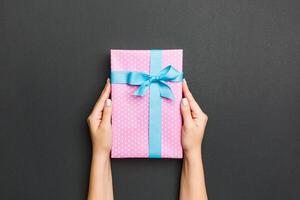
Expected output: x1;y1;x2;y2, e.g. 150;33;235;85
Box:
88;153;114;200
179;149;208;200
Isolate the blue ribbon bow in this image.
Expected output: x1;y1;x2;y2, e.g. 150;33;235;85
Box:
111;65;183;100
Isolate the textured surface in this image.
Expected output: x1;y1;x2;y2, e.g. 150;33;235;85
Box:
1;0;300;199
111;50;182;158
111;50;150;158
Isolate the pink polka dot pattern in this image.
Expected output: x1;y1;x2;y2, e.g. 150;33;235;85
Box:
110;49;183;159
161;50;183;158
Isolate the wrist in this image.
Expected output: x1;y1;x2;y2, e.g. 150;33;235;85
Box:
183;147;202;161
92;149;111;160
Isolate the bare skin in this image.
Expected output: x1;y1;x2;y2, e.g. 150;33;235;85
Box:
179;80;208;200
87;79;113;200
87;79;208;200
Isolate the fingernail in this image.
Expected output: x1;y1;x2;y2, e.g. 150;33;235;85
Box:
183;78;187;83
105;99;112;107
107;78;110;83
181;98;188;106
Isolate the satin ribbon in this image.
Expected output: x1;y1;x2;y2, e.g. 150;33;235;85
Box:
111;65;183;100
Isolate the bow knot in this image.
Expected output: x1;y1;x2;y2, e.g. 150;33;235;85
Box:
111;65;183;100
149;75;161;83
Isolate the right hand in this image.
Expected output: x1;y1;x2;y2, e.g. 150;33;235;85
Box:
180;79;208;158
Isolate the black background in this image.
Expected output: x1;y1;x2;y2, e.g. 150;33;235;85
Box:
1;0;299;199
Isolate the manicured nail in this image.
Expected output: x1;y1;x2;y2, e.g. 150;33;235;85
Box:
107;78;110;83
181;98;188;106
105;99;112;107
183;78;187;83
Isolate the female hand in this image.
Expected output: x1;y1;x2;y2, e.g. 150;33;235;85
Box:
180;80;208;200
87;79;114;200
180;79;208;158
87;79;112;157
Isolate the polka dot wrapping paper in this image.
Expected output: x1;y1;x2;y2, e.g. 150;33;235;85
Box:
110;49;183;158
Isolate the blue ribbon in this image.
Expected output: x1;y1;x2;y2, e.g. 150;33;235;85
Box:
111;50;183;158
111;65;183;100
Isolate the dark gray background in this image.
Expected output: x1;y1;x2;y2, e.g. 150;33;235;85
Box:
1;0;299;199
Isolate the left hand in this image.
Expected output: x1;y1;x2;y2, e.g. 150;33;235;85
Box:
87;79;112;157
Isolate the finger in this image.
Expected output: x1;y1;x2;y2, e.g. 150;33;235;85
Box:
180;98;193;126
91;78;111;117
101;99;112;125
182;79;203;116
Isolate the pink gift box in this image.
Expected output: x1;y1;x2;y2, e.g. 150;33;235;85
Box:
110;49;183;158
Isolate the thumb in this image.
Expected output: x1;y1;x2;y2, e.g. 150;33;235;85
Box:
101;99;112;125
180;98;193;126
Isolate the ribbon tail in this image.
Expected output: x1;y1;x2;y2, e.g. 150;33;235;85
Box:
134;83;150;96
158;81;175;100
